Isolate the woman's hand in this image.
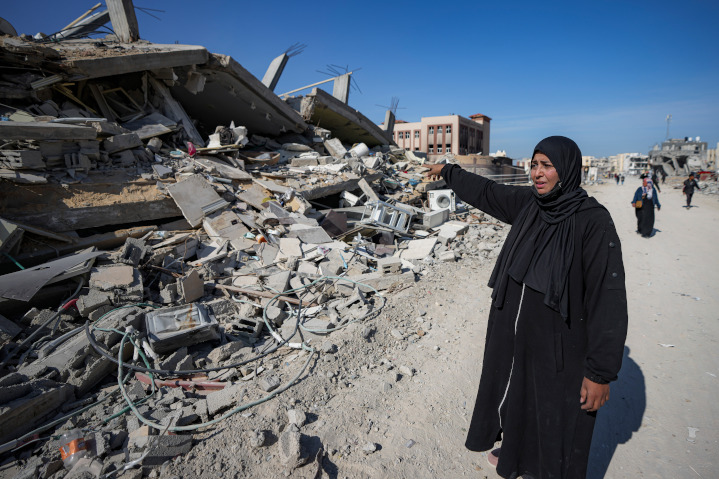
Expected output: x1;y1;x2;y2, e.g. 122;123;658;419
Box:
423;163;445;180
580;377;609;412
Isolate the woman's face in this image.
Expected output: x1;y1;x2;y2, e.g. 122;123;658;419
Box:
642;178;648;187
531;152;560;195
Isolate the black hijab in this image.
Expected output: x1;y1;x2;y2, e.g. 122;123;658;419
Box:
488;136;591;319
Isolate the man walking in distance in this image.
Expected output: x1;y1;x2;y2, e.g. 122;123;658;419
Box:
683;172;701;208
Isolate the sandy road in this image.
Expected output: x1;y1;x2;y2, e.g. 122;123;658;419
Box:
584;179;719;479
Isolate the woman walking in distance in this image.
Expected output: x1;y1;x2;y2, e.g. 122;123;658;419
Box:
632;176;661;237
424;136;627;479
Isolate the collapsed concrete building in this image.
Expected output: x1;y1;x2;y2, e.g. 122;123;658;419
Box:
648;137;709;176
0;4;522;477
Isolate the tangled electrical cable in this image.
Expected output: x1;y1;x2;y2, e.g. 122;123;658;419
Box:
85;274;385;433
0;272;386;454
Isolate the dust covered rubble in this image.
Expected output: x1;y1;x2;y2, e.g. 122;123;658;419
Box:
0;23;515;479
0;154;510;477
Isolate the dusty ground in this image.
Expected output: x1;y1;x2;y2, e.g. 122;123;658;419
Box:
3;178;717;479
160;178;718;479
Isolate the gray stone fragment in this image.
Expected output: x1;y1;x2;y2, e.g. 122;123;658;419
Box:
159;347;191;371
249;429;267;448
118;237;150;267
76;290;112;317
206;383;245;416
109;430;128;450
207;341;247;364
362;442;378;454
258;375;281;392
278;424;307;468
142;435;193;466
287;408;307;427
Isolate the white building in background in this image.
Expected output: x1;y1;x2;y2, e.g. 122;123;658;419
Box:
626;154;649;176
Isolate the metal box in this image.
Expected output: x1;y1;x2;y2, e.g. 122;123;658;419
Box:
145;303;219;354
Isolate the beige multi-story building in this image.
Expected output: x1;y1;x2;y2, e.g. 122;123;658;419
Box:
390;113;491;157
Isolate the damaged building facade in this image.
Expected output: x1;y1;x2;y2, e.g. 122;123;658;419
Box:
648;137;709;176
0;3;521;478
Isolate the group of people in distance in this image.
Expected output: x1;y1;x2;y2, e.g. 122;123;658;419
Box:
631;170;701;238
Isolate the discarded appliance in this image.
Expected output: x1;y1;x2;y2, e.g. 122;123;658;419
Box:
428;189;456;212
422;208;449;228
145;303;219;354
360;201;415;233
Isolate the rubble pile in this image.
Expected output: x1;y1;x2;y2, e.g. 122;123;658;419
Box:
0;20;515;478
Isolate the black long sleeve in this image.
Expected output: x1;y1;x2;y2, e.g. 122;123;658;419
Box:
581;210;628;383
440;164;533;224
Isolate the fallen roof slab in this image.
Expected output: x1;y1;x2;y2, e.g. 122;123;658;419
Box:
56;41;210;80
294;88;390;147
0;174;181;232
170;54;308;137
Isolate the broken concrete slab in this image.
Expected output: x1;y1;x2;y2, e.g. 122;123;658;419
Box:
102;133;142;154
206;382;245;416
178;270;204;303
170;53;308;138
397;237;438;261
77;290;112;317
166;174;229;228
89;264;136;291
0;380;74;444
376;256;402;275
0;314;22;343
0;122;97;141
294;88;390;147
287;225;333;244
58;41;209;80
323;138;347;159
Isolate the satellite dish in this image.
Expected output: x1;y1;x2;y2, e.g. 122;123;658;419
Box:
0;17;18;37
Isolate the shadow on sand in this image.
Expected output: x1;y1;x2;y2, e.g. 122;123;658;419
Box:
587;346;646;479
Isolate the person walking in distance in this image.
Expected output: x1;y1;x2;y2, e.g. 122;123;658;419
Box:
621;174;625;185
632;176;661;238
651;171;661;193
683;172;701;208
424;136;628;479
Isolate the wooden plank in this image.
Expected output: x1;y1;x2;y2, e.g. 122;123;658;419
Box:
88;84;117;122
0;122;97;140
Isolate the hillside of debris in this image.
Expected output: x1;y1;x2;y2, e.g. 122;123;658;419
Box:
0;18;520;479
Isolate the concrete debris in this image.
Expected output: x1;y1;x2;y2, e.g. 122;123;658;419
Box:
0;9;516;477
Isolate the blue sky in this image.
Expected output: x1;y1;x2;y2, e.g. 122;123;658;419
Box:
4;0;718;159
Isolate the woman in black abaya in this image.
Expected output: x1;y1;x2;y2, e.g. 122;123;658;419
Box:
632;176;661;238
424;136;628;479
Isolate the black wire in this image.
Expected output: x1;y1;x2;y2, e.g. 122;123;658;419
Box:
84;295;303;376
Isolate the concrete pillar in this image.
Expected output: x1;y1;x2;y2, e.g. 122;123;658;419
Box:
383;110;395;142
332;73;351;104
107;0;139;42
262;53;289;91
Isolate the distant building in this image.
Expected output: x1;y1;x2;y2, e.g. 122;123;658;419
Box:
649;137;708;176
390;113;491;158
627;154;649;176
